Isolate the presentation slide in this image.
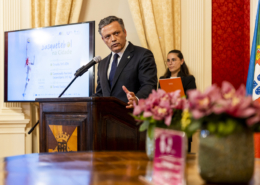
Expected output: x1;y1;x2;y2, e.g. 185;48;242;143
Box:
7;23;92;101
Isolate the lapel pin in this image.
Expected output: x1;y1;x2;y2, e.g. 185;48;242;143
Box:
128;56;130;59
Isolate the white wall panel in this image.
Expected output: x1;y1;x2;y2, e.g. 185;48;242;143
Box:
0;0;31;158
181;0;212;153
181;0;212;92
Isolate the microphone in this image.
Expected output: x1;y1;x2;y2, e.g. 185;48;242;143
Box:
74;56;102;77
29;56;102;135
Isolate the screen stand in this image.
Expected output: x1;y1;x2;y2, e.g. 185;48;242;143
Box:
28;75;81;134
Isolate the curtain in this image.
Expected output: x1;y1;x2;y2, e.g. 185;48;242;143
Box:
128;0;181;77
31;0;83;28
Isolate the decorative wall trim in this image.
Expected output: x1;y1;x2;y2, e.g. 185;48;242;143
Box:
181;0;212;91
0;0;24;116
0;0;31;158
3;0;21;30
1;107;25;120
0;120;30;133
0;119;29;124
5;103;22;108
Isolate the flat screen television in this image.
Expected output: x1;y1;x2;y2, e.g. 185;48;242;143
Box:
4;21;95;102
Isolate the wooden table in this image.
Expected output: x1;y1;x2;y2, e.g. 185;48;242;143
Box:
0;152;259;185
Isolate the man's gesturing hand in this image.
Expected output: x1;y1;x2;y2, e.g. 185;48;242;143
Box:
122;86;138;109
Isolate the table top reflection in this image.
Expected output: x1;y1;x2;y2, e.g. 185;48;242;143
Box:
0;151;259;185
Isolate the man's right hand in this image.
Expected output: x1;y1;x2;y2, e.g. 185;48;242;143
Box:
122;86;138;109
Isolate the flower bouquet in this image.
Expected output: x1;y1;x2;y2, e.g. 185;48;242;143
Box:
182;81;260;136
182;81;260;183
133;89;187;159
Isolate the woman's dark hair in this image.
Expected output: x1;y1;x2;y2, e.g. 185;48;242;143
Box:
163;50;190;78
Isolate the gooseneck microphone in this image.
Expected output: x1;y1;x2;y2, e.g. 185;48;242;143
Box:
74;56;102;77
28;56;102;135
58;56;102;98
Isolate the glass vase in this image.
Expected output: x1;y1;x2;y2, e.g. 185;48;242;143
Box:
198;129;254;183
146;128;155;160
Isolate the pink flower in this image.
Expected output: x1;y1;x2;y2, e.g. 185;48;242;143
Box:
212;99;229;114
235;84;246;97
247;115;260;126
246;101;260;126
187;85;220;119
143;111;153;117
169;90;186;109
224;91;255;119
169;90;181;100
151;106;172;121
221;81;236;99
132;89;186;127
133;99;146;115
165;115;172;126
186;81;260;128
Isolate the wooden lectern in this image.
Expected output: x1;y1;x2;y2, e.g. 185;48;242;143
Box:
36;97;145;153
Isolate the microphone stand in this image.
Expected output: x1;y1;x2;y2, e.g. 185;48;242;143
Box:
58;76;78;98
28;75;80;134
27;56;101;135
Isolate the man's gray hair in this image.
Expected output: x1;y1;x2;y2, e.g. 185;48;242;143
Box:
98;16;125;35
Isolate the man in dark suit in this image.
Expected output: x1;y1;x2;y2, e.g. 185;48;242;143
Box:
94;16;157;108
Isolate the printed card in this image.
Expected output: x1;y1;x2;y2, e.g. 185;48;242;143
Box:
152;128;186;185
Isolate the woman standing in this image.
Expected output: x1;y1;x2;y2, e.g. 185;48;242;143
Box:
159;50;197;153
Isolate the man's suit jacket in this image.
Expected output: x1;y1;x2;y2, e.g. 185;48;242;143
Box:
94;42;158;103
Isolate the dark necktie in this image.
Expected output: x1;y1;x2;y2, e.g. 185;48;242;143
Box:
109;53;119;87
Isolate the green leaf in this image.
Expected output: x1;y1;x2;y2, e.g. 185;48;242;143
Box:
139;120;149;132
185;120;201;137
149;118;156;124
132;115;141;120
224;118;236;135
148;124;155;139
188;120;201;132
156;120;167;129
207;122;216;133
217;121;226;135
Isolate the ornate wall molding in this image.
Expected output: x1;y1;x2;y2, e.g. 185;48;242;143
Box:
0;120;29;157
181;0;212;91
0;0;31;158
0;0;25;116
0;120;29;134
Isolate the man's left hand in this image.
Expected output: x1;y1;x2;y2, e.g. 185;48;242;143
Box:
122;86;138;109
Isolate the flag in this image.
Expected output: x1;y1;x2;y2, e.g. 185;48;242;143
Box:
246;0;260;97
246;0;260;158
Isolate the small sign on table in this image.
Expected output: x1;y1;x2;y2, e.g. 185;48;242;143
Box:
140;128;186;185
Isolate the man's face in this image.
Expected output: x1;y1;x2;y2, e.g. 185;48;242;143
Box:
101;21;127;53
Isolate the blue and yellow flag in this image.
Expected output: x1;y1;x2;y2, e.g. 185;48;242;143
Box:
246;0;260;102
